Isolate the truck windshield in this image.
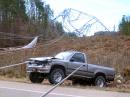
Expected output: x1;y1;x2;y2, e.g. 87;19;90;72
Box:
55;52;73;60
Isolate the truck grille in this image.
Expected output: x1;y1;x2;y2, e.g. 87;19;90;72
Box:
34;60;43;65
28;60;49;66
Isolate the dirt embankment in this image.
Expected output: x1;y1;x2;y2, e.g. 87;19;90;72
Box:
0;35;130;80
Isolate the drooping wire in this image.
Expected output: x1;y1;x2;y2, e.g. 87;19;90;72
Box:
0;8;110;55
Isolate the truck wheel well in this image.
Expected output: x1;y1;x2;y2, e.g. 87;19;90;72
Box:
51;65;66;75
95;72;106;80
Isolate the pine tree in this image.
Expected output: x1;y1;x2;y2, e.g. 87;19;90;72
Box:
119;15;130;35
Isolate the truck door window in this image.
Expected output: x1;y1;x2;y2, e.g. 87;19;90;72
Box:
71;53;85;63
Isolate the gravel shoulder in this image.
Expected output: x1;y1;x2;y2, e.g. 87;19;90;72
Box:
0;80;130;97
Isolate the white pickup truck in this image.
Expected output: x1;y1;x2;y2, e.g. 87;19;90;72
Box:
26;51;115;87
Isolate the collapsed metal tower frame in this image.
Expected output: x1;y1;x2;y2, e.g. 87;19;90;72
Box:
53;8;110;36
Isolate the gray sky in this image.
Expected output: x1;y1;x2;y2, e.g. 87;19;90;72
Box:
45;0;130;32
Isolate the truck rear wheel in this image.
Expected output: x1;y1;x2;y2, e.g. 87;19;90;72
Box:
29;72;44;83
49;68;65;84
95;76;106;87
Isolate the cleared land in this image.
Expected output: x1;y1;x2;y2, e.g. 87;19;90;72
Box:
0;35;130;88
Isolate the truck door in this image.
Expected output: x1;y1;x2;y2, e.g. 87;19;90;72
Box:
67;53;88;77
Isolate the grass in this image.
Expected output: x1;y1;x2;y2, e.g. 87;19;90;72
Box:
1;35;130;72
0;75;130;93
0;35;130;93
0;75;29;83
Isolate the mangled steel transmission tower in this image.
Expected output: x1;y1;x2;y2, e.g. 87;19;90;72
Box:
54;8;110;36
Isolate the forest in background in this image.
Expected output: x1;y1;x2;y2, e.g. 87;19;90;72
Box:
0;0;64;47
0;0;130;48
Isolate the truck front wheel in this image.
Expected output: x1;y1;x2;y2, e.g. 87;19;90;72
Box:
29;72;44;83
95;76;106;87
49;68;65;84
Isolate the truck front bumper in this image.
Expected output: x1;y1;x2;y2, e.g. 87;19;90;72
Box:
26;65;51;74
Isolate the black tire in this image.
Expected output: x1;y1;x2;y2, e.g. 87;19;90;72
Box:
49;68;65;84
29;72;44;83
95;76;106;87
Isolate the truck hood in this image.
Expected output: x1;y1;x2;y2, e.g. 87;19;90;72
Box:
29;57;53;61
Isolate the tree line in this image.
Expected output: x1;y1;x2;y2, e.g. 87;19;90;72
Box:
0;0;64;47
119;15;130;35
0;0;129;47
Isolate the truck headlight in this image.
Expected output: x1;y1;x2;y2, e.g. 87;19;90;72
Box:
44;65;51;69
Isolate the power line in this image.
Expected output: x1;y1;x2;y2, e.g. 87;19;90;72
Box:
0;8;110;55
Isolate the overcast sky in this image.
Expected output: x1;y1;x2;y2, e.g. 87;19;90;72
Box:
45;0;130;32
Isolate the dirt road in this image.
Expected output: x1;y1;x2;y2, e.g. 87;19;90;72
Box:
0;80;130;97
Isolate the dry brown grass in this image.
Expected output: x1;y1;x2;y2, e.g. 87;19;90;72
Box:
0;35;130;80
